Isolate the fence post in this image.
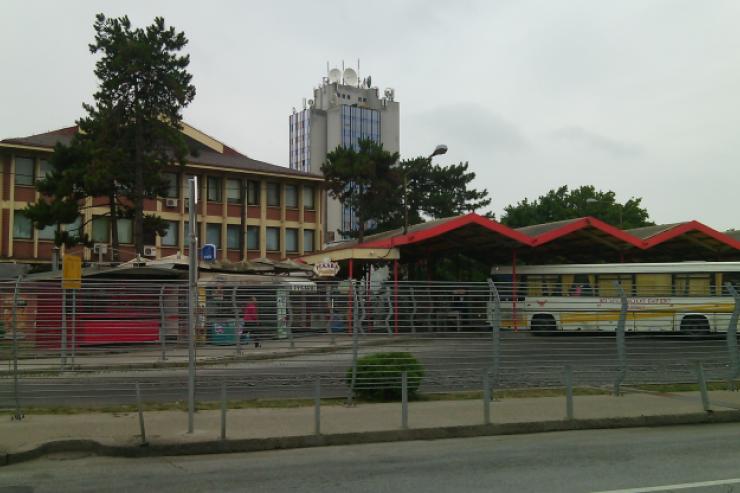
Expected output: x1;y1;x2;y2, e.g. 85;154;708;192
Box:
694;361;711;412
61;287;67;371
483;370;491;425
314;376;321;436
347;281;359;406
187;177;198;434
614;282;628;396
71;289;76;367
287;293;295;350
401;371;409;430
11;276;23;421
135;382;147;446
232;286;242;356
159;286;167;361
409;286;417;334
564;365;574;420
726;283;740;390
221;383;227;441
487;280;502;387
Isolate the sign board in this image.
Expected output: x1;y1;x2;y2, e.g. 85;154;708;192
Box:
62;255;82;289
313;261;340;277
201;244;216;262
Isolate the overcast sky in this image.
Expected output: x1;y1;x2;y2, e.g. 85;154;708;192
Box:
2;0;739;229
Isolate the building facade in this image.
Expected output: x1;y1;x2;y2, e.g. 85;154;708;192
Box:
0;123;325;265
289;67;400;241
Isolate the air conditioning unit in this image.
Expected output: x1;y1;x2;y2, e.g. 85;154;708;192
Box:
93;243;108;255
165;198;178;208
143;246;157;257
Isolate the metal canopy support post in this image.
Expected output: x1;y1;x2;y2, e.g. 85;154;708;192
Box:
11;276;23;420
726;283;740;389
187;177;198;434
348;259;354;334
614;282;628;396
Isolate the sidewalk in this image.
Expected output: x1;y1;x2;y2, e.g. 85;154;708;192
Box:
4;389;740;463
3;333;410;374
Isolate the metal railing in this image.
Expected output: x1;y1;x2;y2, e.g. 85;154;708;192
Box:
1;278;739;428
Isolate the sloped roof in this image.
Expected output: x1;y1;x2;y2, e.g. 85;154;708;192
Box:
0;125;322;180
626;223;688;240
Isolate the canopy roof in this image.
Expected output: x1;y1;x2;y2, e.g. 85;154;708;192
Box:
302;213;740;265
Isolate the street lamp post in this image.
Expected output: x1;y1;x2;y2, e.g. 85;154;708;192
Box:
402;144;448;234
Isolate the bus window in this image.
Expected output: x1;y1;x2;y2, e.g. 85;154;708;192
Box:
526;275;543;296
562;274;574;296
570;274;595;297
635;274;672;297
544;275;561;296
674;274;712;296
597;275;633;297
723;273;740;293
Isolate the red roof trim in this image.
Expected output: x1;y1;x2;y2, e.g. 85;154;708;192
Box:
530;217;646;249
359;213;534;249
644;221;740;250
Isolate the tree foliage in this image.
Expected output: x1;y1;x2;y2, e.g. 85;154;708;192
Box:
321;139;401;242
500;185;653;229
400;157;491;224
25;13;195;257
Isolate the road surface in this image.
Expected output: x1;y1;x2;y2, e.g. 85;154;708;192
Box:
3;423;740;492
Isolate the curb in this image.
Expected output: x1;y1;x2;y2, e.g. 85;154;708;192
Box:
4;410;740;467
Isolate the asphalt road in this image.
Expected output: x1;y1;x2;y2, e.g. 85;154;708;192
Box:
4;423;740;492
0;332;734;408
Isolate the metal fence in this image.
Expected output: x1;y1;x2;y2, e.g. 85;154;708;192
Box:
1;277;739;426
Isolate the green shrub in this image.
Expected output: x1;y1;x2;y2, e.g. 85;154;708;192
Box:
347;352;425;401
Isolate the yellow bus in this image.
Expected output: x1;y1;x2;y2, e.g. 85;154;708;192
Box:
491;262;740;333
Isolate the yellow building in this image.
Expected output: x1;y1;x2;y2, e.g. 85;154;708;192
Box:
0;123;325;265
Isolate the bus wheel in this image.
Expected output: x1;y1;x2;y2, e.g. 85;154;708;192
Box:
531;314;557;333
680;315;710;336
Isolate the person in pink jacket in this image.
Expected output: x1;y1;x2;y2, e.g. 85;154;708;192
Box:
243;296;260;348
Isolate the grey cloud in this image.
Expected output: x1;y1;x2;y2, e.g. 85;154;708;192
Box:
408;103;528;153
551;126;643;159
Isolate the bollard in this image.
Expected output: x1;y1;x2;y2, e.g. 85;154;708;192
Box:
401;371;409;430
314;376;321;436
565;365;574;420
483;370;491;425
694;362;711;412
136;382;147;446
221;383;227;441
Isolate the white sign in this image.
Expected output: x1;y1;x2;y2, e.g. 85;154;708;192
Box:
313;261;340;277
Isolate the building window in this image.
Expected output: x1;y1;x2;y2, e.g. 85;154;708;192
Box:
226;179;242;204
207;176;222;202
66;217;82;241
206;223;221;248
303;185;315;210
38;223;56;241
227;224;241;250
285;184;298;208
92;216;109;243
13;211;32;239
162;172;179;198
266;182;280;207
266;227;280;251
303;229;315;252
247;180;260;205
247;226;259;250
286;228;298;252
118;218;133;244
162;220;178;246
38;160;54;182
14;157;34;186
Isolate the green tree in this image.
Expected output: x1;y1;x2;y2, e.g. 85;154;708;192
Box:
500;185;653;229
321;139;401;242
27;14;195;258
